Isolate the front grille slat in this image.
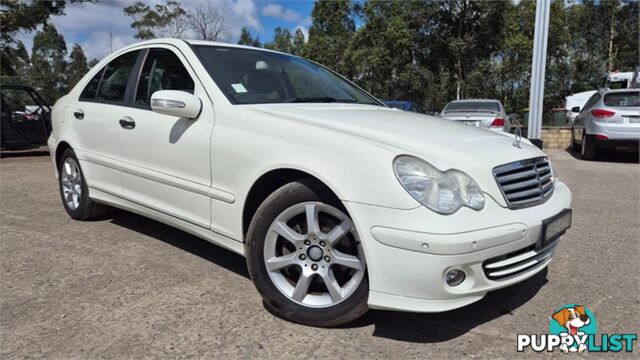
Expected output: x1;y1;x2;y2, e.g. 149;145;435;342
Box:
483;240;559;280
508;187;542;200
501;178;541;192
497;169;538;184
493;157;555;208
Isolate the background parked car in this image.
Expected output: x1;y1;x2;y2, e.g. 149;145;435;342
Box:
571;88;640;160
383;100;422;113
440;99;510;132
1;85;51;150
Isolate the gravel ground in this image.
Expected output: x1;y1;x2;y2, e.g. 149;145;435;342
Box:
1;148;638;359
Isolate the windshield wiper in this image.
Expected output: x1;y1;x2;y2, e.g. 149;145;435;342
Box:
287;96;357;103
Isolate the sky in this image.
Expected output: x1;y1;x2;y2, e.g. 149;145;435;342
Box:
17;0;315;61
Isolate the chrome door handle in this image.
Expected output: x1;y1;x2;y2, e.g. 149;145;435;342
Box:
119;118;135;130
74;110;84;120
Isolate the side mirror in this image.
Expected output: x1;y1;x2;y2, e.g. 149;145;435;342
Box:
571;106;581;113
150;90;202;119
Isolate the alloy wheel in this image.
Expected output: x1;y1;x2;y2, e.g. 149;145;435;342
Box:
61;157;82;210
263;202;366;308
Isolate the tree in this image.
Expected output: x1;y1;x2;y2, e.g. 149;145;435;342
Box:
264;27;293;53
610;1;639;71
293;28;305;55
124;0;187;40
304;0;356;74
30;23;68;103
0;41;30;86
88;58;100;68
238;27;261;47
186;0;226;41
432;0;507;100
67;44;89;90
0;0;67;77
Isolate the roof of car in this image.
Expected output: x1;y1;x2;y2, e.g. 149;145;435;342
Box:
114;38;296;58
600;88;640;93
448;99;500;102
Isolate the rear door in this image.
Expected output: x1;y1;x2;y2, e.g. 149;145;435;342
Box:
118;46;215;228
72;50;142;196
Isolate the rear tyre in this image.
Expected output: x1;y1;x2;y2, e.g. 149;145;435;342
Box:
246;179;368;327
580;133;597;160
570;128;579;151
58;148;109;220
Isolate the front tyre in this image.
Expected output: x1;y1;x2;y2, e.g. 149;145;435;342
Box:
58;148;109;220
246;180;368;327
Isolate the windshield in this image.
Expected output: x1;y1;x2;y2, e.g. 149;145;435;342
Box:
603;92;639;107
443;101;500;112
607;80;629;89
195;46;380;106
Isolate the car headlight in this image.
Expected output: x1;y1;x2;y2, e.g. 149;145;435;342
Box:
393;155;485;214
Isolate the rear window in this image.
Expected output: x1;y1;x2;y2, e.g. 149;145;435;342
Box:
444;101;500;112
603;92;639;107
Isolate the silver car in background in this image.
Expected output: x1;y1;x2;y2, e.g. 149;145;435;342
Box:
571;88;640;160
440;99;510;132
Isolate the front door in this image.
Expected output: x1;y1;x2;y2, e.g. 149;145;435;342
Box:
118;46;214;228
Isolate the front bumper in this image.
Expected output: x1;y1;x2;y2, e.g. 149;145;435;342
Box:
344;180;572;313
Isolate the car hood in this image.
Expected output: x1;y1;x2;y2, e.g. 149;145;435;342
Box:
245;104;547;205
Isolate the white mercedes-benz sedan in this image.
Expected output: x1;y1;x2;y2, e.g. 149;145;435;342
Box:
48;39;572;327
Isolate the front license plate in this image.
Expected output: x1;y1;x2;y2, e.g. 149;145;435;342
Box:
541;209;572;247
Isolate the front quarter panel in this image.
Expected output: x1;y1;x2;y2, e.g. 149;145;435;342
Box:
208;106;420;240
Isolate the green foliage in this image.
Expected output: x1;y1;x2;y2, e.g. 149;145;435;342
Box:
303;0;355;75
0;0;67;77
238;27;262;47
124;0;186;40
67;44;89;90
30;23;68;103
264;27;294;53
293;28;305;55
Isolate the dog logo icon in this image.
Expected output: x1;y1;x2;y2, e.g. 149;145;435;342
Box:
551;305;594;353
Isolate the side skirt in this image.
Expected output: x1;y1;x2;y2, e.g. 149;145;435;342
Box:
89;187;245;257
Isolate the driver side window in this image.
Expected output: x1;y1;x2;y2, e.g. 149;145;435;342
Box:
135;48;195;106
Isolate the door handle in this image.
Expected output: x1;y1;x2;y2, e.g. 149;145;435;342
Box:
119;117;135;130
74;110;84;120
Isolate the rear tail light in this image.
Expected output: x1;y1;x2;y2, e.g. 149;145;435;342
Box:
491;117;505;127
595;134;609;140
591;109;615;118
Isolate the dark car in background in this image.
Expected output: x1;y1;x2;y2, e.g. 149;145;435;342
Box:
1;85;51;150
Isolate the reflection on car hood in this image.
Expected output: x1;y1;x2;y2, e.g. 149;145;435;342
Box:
245;103;547;205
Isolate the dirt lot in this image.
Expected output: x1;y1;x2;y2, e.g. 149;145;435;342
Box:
1;148;638;358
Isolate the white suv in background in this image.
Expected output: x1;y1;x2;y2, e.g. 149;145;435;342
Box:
48;39;572;326
571;88;640;160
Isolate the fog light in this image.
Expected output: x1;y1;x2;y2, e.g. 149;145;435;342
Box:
445;269;466;286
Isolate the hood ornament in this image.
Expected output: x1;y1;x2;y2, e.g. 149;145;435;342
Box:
513;127;522;148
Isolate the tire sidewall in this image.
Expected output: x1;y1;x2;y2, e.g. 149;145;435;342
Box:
581;133;596;160
245;180;369;327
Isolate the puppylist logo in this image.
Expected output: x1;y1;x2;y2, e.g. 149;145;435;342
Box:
517;304;638;353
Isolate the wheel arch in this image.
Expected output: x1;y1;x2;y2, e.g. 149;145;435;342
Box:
242;168;344;239
55;141;72;170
